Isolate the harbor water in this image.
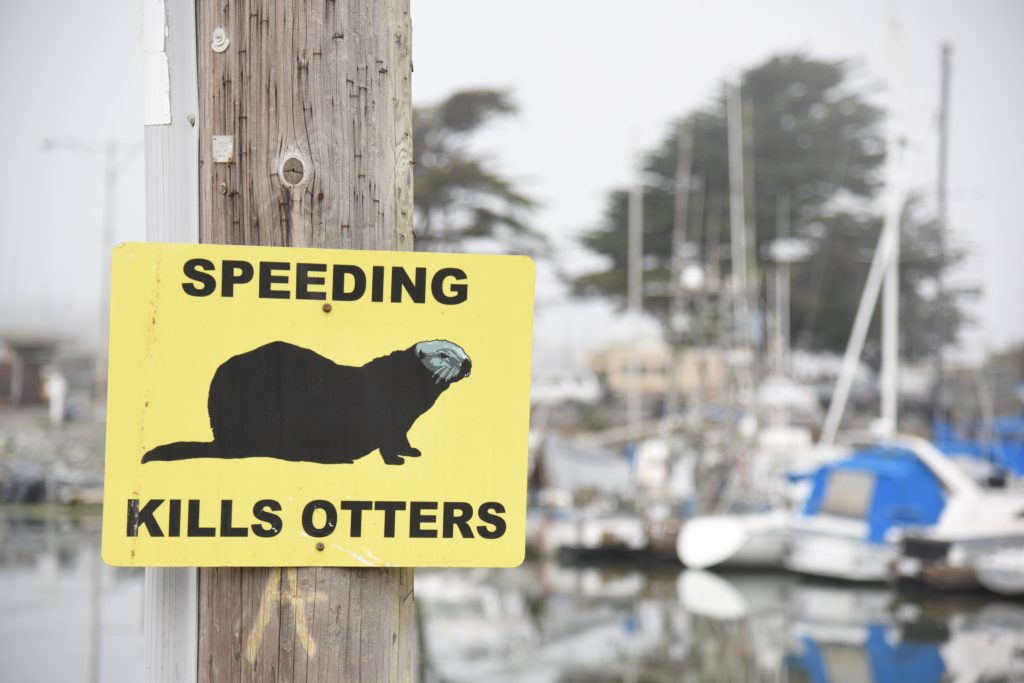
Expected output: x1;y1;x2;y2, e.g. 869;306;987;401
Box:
2;506;1023;682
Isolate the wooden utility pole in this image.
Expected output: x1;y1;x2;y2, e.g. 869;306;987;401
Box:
193;1;414;680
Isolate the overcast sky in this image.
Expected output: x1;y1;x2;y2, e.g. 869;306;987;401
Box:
1;0;1021;367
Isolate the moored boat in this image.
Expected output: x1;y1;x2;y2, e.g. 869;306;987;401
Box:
790;434;1024;588
677;510;790;569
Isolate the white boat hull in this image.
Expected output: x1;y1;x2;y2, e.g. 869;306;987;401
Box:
677;511;790;569
786;530;896;581
975;548;1024;595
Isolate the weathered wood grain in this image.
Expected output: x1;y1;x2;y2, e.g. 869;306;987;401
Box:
195;0;415;680
198;0;413;252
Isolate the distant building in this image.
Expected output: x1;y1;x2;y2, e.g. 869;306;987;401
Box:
0;334;94;411
585;341;727;405
0;336;61;406
531;369;601;405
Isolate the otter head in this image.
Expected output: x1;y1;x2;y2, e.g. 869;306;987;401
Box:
414;340;472;385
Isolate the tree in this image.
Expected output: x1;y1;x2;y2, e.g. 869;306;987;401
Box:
789;197;976;360
573;54;970;359
413;89;543;253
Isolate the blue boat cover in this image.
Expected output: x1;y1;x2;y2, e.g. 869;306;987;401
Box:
789;625;945;683
802;445;946;543
933;417;1024;474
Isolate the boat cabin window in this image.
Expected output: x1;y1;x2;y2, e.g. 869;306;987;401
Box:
819;470;876;518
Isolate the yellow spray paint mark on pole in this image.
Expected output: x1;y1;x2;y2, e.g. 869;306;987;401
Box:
246;567;326;662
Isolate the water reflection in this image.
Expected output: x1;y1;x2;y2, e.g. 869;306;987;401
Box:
417;563;1024;683
0;507;144;683
2;507;1023;682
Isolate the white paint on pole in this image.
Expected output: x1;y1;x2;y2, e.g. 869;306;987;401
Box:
142;0;199;680
145;567;198;683
142;0;171;126
143;0;199;243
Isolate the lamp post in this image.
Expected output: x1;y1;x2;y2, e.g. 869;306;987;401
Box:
42;137;140;410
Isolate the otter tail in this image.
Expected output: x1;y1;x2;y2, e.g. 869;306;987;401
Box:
142;441;219;463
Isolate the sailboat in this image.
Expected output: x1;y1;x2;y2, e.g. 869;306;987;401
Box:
675;80;831;571
676;423;836;569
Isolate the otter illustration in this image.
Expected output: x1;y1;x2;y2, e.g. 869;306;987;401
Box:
141;340;471;465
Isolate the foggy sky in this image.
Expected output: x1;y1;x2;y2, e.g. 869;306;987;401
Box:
1;0;1021;366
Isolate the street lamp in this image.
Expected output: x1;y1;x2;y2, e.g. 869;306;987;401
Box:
41;137;141;410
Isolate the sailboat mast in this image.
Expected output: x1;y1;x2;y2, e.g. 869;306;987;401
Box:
821;24;909;444
628;149;644;434
665;120;693;419
880;182;901;433
727;81;749;330
935;43;952;423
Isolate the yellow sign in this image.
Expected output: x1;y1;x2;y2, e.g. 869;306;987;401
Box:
101;243;534;567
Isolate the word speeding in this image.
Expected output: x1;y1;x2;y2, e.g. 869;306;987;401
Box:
182;258;469;304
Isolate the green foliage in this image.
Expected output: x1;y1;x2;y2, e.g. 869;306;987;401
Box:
789;198;975;361
743;55;886;234
891;198;977;360
413;89;543;254
573;53;970;359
